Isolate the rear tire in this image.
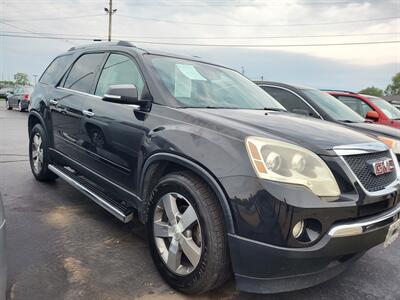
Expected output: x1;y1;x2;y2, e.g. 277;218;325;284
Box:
6;100;12;110
147;171;230;294
29;124;58;182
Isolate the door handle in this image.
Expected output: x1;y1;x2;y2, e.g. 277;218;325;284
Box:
82;109;95;117
49;99;58;106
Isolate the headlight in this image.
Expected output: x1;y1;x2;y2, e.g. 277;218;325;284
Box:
377;136;400;154
246;137;340;197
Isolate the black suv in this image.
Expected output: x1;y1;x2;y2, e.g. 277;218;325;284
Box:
28;42;400;294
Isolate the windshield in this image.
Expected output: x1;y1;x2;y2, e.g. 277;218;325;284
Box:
301;89;365;123
148;55;285;110
23;86;34;93
367;97;400;120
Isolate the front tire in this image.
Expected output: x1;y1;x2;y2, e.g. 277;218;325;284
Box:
18;101;24;112
29;124;58;182
147;172;230;294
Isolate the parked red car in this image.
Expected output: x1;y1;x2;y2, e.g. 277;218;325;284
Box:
326;91;400;129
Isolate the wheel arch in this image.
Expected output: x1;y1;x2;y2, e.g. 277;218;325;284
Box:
28;111;53;145
139;152;235;234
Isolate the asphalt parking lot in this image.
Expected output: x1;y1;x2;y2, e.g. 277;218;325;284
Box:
0;100;399;300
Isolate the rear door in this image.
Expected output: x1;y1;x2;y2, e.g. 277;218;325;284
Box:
79;52;149;194
50;52;106;161
9;87;21;107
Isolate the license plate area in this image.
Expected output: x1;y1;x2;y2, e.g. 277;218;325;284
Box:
384;218;400;248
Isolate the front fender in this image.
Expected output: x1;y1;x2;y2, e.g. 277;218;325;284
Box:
139;152;236;234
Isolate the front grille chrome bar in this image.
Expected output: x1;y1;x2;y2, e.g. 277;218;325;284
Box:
329;203;400;237
333;142;388;156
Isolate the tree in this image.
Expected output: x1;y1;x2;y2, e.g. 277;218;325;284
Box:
13;73;30;86
358;86;383;97
0;81;15;89
385;73;400;95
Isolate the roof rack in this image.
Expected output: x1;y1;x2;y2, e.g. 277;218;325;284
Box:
68;40;135;52
320;89;356;94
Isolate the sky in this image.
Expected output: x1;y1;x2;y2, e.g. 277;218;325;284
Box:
0;0;399;91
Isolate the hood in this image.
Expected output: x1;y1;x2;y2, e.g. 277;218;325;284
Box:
183;109;378;155
344;122;400;140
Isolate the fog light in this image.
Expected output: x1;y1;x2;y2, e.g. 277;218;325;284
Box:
292;220;305;239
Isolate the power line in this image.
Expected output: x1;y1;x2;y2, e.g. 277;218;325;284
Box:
2;32;399;48
3;0;397;6
3;14;105;22
0;19;77;45
127;40;400;47
1;29;398;40
118;14;399;27
109;32;400;40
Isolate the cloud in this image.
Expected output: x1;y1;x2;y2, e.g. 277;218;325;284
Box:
0;0;398;87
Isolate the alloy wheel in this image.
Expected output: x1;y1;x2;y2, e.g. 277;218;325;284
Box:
31;133;44;173
153;192;202;275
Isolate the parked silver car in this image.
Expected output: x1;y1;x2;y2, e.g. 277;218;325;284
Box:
6;86;33;112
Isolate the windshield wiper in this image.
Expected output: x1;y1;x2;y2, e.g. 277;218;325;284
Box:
263;107;287;112
338;120;357;123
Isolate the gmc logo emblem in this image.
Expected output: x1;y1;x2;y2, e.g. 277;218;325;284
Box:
370;158;395;176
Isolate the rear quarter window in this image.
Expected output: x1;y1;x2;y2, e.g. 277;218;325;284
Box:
40;54;73;85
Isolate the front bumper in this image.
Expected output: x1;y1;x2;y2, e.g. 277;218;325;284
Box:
229;203;400;294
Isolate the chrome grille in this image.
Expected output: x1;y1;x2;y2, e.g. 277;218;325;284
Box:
343;150;397;192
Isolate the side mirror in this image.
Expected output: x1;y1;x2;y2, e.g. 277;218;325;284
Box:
366;110;379;121
103;84;138;104
102;84;151;111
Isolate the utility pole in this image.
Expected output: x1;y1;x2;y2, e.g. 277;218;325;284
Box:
33;74;38;85
104;0;117;42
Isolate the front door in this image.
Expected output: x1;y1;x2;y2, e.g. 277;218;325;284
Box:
80;52;149;194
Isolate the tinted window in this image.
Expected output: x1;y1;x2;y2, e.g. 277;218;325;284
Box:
148;55;283;109
261;86;315;116
368;97;400;119
40;55;72;85
95;53;145;97
14;87;22;94
63;53;104;94
301;89;364;123
337;96;372;118
22;86;34;94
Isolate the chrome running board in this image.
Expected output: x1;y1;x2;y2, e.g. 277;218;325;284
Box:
48;164;133;223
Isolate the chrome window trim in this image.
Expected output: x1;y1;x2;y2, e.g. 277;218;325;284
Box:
258;84;323;119
334;142;400;196
56;86;102;99
104;94;121;100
